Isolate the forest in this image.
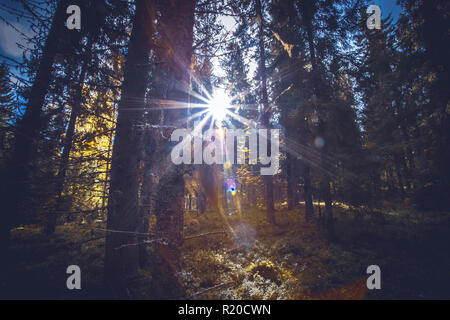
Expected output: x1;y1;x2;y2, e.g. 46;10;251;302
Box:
0;0;449;300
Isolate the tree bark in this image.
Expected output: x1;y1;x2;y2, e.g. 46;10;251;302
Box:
303;165;314;220
104;0;155;298
255;0;275;225
286;152;295;209
322;178;334;240
137;124;155;268
150;0;197;299
298;2;318;221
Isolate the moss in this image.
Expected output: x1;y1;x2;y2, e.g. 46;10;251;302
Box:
247;261;280;284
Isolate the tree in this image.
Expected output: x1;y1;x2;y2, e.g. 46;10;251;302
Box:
45;0;110;235
150;0;198;300
104;0;155;297
255;0;276;224
0;0;70;283
396;0;450;210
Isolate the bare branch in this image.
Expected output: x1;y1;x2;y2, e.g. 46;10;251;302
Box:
185;282;231;299
184;230;228;240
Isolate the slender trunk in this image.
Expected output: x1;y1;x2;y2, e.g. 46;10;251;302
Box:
307;27;317;71
299;6;318;221
45;58;90;235
255;0;275;224
102;126;114;214
317;193;322;222
104;0;154;298
303;165;314;220
394;154;406;200
293;175;300;206
286;152;294;209
323;179;334;240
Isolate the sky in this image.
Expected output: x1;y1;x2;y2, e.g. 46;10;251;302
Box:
0;1;30;59
0;0;35;85
373;0;403;20
0;20;32;58
0;0;403;80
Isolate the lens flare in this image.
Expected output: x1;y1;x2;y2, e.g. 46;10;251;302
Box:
314;136;325;149
225;177;238;195
208;88;231;125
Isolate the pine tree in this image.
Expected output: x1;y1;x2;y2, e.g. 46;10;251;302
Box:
396;0;450;210
255;0;276;224
45;0;111;235
0;0;71;285
104;0;155;297
150;0;198;300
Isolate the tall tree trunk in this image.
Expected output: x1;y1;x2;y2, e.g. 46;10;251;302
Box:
323;178;334;240
317;121;334;238
303;165;314;220
104;0;155;298
102;127;114;214
199;164;221;212
299;2;318;221
255;0;275;225
394;154;406;200
286;152;295;209
150;0;197;299
137;122;155;268
138;163;152;269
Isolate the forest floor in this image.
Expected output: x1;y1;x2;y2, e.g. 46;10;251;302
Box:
4;204;450;299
